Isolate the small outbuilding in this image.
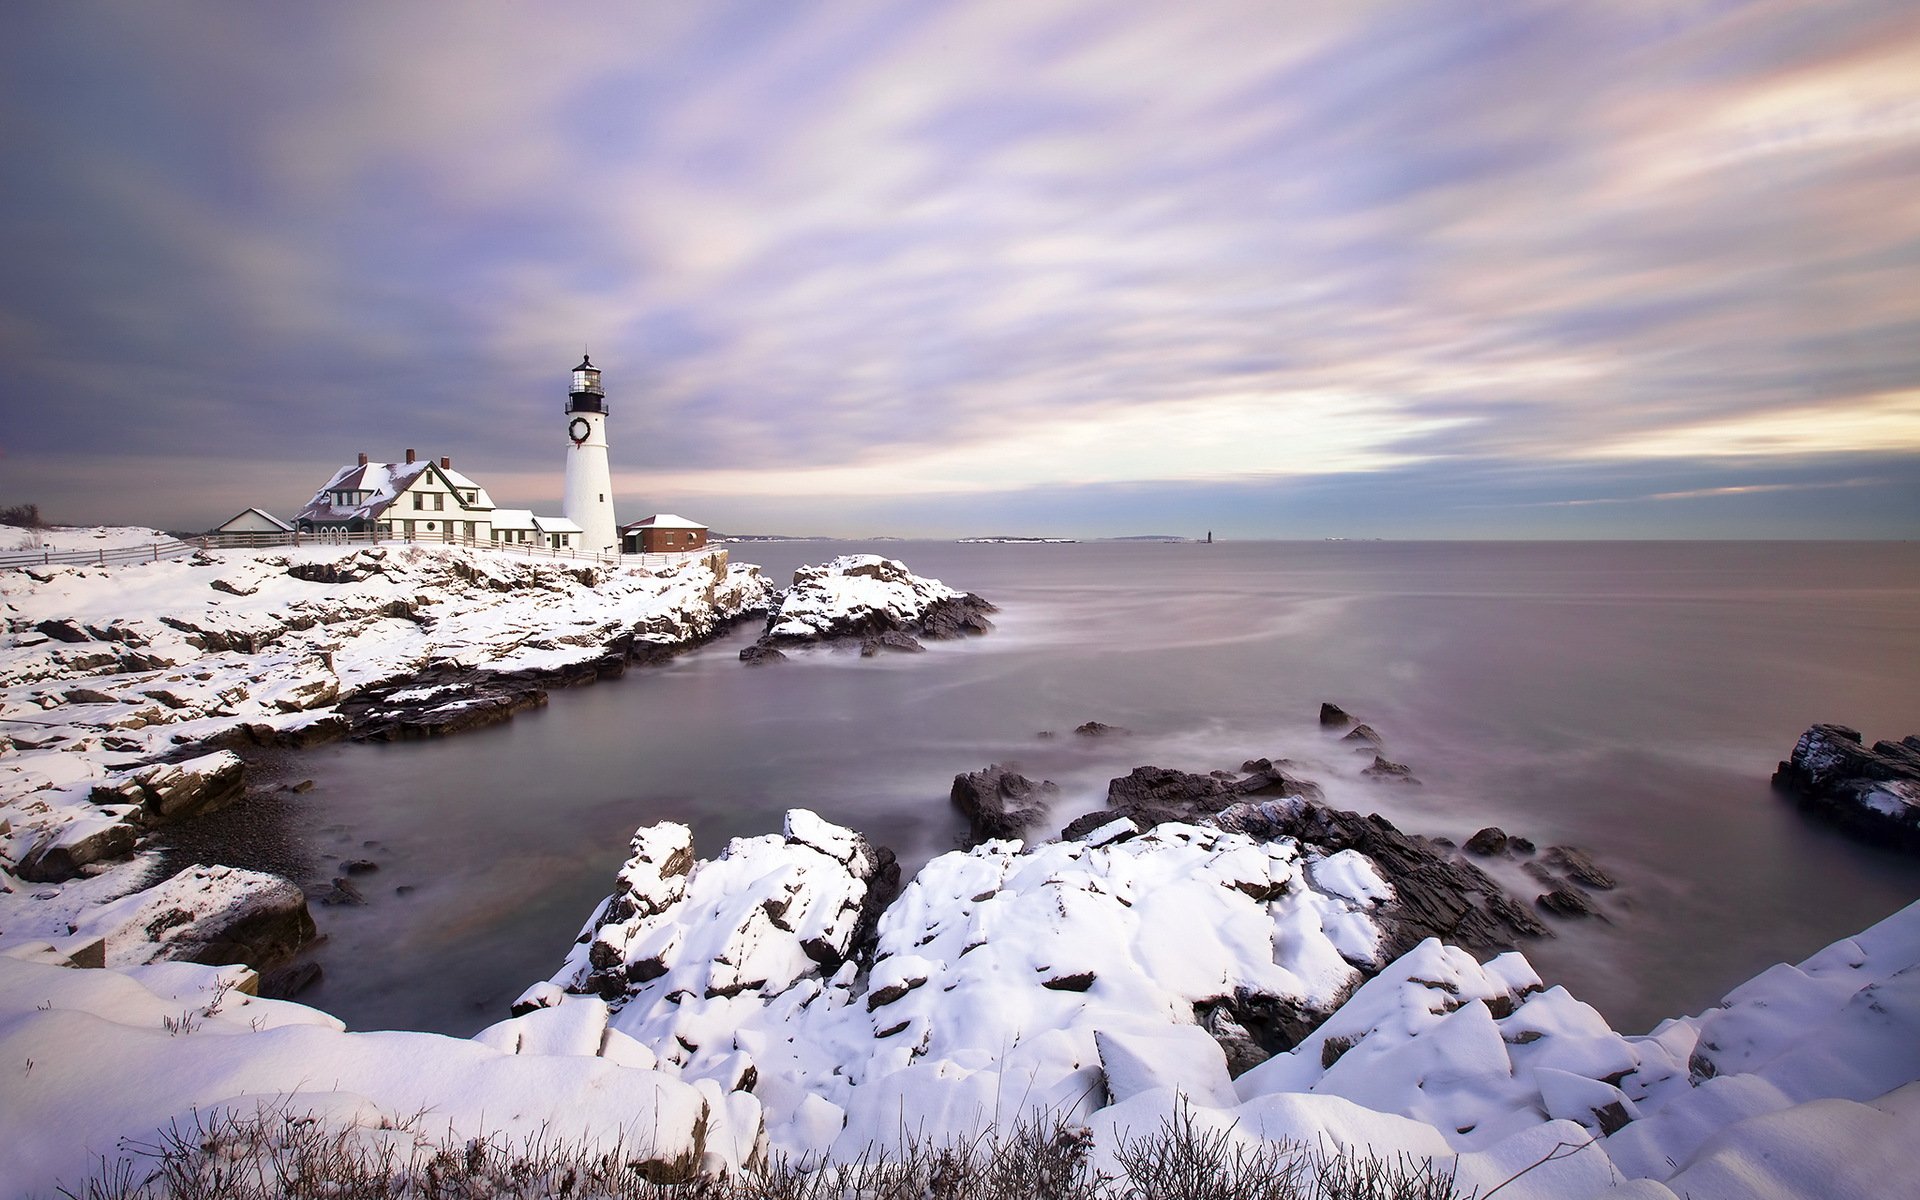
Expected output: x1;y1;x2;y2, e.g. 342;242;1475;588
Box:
621;514;709;554
209;507;294;541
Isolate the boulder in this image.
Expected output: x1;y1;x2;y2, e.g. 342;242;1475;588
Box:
950;765;1058;845
1772;724;1920;849
1542;845;1616;889
1319;702;1355;727
34;618;92;644
16;815;141;882
1537;884;1603;919
1361;755;1421;785
77;864;317;971
1465;827;1510;856
89;750;248;821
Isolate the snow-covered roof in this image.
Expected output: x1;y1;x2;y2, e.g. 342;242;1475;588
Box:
622;513;706;530
295;457;494;525
214;507;294;532
439;466;496;509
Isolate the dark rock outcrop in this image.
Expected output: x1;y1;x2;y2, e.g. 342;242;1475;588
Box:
1537;884;1603;919
1772;724;1920;848
951;765;1059;845
1361;755;1422;785
918;595;998;639
859;631;925;656
1196;988;1337;1074
1465;827;1510;856
260;960;323;999
1542;845;1616;890
1209;796;1551;958
1073;763;1326;836
337;670;549;740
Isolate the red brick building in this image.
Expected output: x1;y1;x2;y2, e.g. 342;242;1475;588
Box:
621;513;709;554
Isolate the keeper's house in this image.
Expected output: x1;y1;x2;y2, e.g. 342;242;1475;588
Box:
294;450;502;542
294;451;581;550
621;514;708;554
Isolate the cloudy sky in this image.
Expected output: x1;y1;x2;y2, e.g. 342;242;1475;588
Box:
3;1;1917;537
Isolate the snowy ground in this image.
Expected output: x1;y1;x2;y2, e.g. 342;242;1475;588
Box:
3;806;1916;1196
0;524;180;557
2;537;1916;1197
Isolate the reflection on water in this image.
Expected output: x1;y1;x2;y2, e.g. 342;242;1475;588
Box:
261;541;1920;1037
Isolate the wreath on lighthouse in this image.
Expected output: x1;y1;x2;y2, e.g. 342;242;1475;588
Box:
568;417;591;445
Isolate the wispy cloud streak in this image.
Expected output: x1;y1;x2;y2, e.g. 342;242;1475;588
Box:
0;1;1916;534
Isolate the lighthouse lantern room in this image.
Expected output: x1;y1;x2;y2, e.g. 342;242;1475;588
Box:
561;354;618;556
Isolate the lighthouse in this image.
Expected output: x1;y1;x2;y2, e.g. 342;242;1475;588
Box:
561;355;618;556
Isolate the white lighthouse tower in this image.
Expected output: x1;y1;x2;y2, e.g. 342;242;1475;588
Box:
561;354;618;556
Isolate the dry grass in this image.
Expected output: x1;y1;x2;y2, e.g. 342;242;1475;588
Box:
57;1100;1472;1200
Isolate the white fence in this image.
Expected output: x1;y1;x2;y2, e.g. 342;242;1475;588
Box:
0;529;717;572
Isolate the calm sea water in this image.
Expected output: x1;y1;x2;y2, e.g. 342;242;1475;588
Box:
255;541;1920;1038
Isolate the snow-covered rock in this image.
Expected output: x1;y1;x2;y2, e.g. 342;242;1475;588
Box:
752;554;994;655
535;810;1405;1160
0;951;763;1194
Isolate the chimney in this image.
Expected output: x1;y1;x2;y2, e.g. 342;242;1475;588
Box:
405;448;416;464
440;456;451;469
357;452;368;467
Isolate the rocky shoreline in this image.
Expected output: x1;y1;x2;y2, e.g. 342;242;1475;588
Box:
1;541;1007;994
7;537;1920;1198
